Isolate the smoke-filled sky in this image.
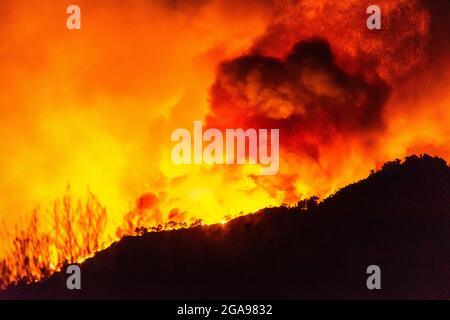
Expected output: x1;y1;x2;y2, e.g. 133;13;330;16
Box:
0;0;449;250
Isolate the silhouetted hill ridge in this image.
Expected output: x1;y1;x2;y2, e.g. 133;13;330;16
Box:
1;154;449;299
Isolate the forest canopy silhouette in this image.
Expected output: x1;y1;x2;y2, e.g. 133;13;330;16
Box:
1;154;449;299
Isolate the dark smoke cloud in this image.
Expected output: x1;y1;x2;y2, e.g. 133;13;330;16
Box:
421;0;450;69
206;39;390;160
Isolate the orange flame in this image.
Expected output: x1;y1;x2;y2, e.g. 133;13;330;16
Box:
0;0;449;287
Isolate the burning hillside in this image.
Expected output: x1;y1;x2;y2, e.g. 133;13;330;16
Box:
0;0;449;292
2;155;449;299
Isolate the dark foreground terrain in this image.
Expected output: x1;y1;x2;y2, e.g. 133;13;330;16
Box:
1;154;449;299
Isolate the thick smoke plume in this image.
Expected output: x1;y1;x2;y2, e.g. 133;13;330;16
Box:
207;39;390;157
0;0;449;258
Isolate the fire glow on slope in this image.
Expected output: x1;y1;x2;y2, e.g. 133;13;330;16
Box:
0;0;449;256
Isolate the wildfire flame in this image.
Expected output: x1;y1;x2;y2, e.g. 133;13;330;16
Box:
0;0;449;288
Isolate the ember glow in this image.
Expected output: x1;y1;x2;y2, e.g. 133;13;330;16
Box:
0;0;449;287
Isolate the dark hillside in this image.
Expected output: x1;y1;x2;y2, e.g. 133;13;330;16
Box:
2;155;449;299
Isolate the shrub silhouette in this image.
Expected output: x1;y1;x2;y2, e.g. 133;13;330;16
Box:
0;189;107;289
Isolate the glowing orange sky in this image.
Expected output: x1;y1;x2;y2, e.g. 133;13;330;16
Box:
0;0;449;253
